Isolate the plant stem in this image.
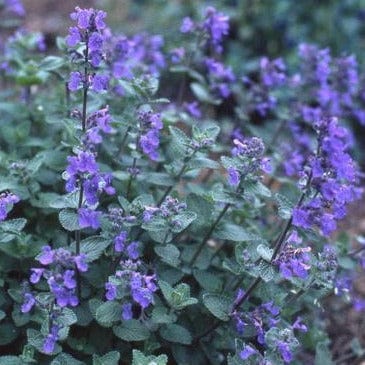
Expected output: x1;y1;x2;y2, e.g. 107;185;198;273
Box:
189;202;231;266
157;149;197;206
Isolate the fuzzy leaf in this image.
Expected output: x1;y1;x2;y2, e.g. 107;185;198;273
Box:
154;244;181;266
160;324;192;345
0;357;23;365
132;350;168;365
0;218;26;232
92;351;120;365
274;193;294;219
203;294;231;321
113;320;150;341
79;236;111;262
51;353;85;365
215;224;252;242
95;301;121;327
170;211;197;233
256;244;273;262
59;209;79;231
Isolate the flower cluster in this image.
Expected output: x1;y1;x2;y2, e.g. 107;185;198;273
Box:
138;109;163;161
3;0;25;16
273;244;311;280
64;150;115;228
105;235;157;316
0;192;19;221
234;298;307;363
292;117;362;236
205;58;235;99
181;7;229;54
226;136;270;187
67;7;109;92
22;246;88;310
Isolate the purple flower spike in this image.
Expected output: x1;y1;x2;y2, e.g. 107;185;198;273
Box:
21;293;35;313
78;208;101;229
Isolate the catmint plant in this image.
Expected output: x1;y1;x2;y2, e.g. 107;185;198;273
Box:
0;3;364;365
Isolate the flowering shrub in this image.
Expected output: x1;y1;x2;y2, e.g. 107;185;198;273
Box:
0;2;364;364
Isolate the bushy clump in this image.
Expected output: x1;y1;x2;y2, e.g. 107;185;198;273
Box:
0;2;364;365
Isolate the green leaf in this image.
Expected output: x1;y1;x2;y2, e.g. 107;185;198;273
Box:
215;224;252;242
58;308;77;327
160;324;192;345
314;342;334;365
0;218;26;232
256;261;275;282
244;180;272;198
187;194;213;228
113;320;150;341
142;172;174;187
79;236;111;262
154;244;181;266
169;126;191;154
274;193;294;219
190;82;220;105
159;281;197;310
132;350;168;365
51;353;85;365
0;322;18;345
151;306;177;324
193;270;223;292
256;244;273;262
59;209;79;232
170;211;197;233
0;357;23;365
202;294;231;321
39;56;65;71
92;351;120;365
95;301;121;327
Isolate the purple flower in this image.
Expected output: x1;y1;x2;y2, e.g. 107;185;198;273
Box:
21;293;35;313
68;71;82;91
0;192;19;221
89;32;103;52
91;74;109;92
240;345;257;360
66;27;81;47
74;254;88;272
105;282;117;301
78;208;101;229
203;7;229;53
277;341;292;363
38;245;54;265
114;231;127;252
227;167;240;186
183;101;201;118
42;325;59;354
180;17;194;33
30;268;44;284
122;303;133;320
292;317;307;332
126;241;139;260
4;0;25;16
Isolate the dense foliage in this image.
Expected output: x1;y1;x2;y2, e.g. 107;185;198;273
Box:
0;1;364;364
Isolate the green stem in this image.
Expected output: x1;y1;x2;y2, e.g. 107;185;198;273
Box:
189;202;231;266
157;149;197;206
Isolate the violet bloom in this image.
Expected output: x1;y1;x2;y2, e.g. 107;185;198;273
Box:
239;345;257;360
0;192;19;221
122;303;133;320
21;293;35;313
114;231;127;252
277;341;292;363
91;74;109;92
42;324;59;354
203;7;229;53
126;241;139;260
78;208;101;229
180;17;194;33
4;0;25;16
74;254;88;272
105;282;117;301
